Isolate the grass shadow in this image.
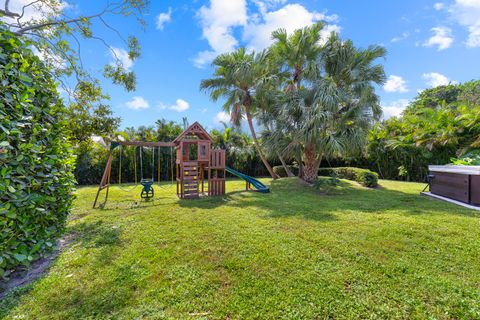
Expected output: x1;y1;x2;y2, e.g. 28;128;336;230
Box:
222;178;480;220
67;220;122;248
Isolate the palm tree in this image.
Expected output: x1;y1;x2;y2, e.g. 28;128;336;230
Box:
200;48;279;179
275;34;386;183
269;22;325;92
267;22;326;178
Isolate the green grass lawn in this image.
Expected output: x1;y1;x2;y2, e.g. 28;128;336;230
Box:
1;178;480;319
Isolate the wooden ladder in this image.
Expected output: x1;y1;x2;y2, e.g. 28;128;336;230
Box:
182;161;199;198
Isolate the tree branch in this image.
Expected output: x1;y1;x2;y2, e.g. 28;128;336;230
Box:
13;14;99;35
2;0;20;17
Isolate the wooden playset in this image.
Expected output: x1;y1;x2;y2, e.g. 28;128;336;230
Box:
172;121;225;199
93;122;268;208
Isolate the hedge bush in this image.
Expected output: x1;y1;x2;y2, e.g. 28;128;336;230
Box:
273;165;298;177
0;29;75;278
318;167;378;187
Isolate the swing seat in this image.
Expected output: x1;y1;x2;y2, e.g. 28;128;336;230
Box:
140;179;154;199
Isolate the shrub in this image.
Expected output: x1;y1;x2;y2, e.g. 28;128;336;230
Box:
0;29;75;278
273;165;298;177
451;150;480;165
318;167;378;188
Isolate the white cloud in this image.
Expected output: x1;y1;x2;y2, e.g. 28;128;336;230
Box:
0;0;69;24
126;96;149;110
391;32;410;43
449;0;480;47
384;75;408;93
422;72;457;87
194;0;248;68
243;3;339;51
434;2;445;10
110;47;134;70
171;99;190;112
214;111;231;124
193;1;340;67
193;51;218;68
156;7;172;30
382;99;410;119
423;26;454;50
157;99;191;112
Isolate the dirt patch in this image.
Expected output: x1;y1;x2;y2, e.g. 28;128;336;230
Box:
0;235;74;299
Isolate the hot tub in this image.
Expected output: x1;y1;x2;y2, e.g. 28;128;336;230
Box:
428;165;480;205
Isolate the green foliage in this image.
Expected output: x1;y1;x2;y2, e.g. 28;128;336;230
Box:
368;80;480;181
200;48;279;178
0;29;75;277
273;165;298;177
451;150;480;165
263;31;386;183
318;167;379;187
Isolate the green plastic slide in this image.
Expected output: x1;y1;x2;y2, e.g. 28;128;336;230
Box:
226;167;270;193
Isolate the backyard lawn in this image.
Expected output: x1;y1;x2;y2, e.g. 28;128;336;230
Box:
1;178;480;319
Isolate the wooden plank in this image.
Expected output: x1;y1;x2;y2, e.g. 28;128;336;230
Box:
430;171;469;203
470;176;480;205
117;141;175;147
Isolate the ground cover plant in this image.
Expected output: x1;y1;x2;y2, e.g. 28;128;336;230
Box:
1;178;479;319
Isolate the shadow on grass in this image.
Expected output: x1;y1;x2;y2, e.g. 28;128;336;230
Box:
0;220;123;316
67;220;123;248
178;177;480;220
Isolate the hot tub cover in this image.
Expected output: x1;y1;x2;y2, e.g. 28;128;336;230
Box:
428;165;480;175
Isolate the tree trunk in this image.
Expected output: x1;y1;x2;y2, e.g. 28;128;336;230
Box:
277;151;295;177
302;144;321;183
245;106;279;179
296;153;304;179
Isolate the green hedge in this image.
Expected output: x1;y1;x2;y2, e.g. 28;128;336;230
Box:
273;165;298;177
0;29;75;278
318;167;378;187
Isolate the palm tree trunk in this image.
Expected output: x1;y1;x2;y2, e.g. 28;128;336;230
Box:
245;106;279;179
277;151;295;177
303;143;321;183
295;152;304;179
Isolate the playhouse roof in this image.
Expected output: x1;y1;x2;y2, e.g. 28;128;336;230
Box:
173;121;212;144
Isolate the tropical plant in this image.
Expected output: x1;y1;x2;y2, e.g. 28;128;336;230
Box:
265;22;327;177
270;34;386;183
269;22;325;91
368;81;480;181
200;48;279;179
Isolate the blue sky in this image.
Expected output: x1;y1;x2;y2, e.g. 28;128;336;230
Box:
60;0;480;129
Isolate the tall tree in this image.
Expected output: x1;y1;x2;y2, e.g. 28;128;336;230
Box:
268;22;325;177
274;34;386;183
200;48;279;179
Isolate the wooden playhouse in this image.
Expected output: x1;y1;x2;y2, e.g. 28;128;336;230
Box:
173;122;226;199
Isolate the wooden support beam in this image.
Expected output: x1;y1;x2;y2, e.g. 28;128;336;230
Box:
115;141;175;148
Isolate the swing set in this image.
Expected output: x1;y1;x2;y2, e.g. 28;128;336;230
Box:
93;122;268;209
93;140;176;209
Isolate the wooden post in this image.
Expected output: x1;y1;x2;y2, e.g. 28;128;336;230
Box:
93;151;113;208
